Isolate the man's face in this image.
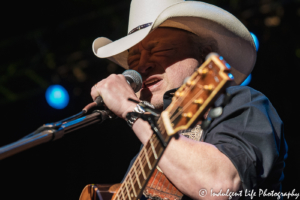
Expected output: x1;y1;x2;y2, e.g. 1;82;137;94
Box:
128;28;202;109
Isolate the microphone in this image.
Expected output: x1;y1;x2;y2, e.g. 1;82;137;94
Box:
94;70;142;106
122;69;143;93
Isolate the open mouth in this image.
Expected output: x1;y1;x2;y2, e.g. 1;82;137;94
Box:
143;78;162;88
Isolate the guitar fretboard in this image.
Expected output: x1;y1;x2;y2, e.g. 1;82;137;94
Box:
113;117;169;200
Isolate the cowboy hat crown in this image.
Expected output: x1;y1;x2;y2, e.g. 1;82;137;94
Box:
92;0;256;85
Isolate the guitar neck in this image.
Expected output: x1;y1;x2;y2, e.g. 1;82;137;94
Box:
113;117;170;200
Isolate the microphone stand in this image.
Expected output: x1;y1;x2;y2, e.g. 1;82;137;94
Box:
0;103;113;160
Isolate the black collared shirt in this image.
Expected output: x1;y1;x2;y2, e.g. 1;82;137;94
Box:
164;86;287;192
125;86;288;199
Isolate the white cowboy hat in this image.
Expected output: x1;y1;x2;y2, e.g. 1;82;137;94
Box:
92;0;256;85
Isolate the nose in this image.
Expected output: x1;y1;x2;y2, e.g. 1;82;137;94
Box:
137;50;154;75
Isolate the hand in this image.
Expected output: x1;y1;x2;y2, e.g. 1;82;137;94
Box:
90;74;140;119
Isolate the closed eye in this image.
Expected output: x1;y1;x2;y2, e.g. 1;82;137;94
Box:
152;48;174;53
152;48;175;57
128;55;140;68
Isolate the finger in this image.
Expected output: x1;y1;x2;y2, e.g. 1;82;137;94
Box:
91;82;102;101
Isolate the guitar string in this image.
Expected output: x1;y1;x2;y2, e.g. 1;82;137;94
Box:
116;139;160;200
138;136;170;196
115;135;160;199
168;74;201;117
128;136;160;197
115;107;165;198
164;77;199;129
167;63;219;118
170;87;204;123
117;113;185;199
147;136;177;197
169;75;203;122
154;121;175;196
168;68;227;131
135;130;172;196
130;117;166;186
169;67;222;122
115;71;217;199
116;146;151;199
112;121;163;199
129;133;165;198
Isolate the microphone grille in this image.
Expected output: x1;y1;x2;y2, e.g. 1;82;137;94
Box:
122;70;143;92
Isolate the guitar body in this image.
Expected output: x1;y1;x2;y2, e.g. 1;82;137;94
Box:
79;170;183;200
144;169;183;200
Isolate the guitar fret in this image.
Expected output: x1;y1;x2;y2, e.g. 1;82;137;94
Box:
150;138;158;159
130;175;137;197
138;156;147;179
134;165;142;189
143;147;152;170
119;125;165;200
121;187;126;200
125;181;132;200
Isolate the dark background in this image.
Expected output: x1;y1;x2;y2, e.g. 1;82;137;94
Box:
0;0;299;199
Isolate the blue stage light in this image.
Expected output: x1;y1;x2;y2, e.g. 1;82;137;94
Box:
250;32;259;51
241;74;252;86
45;85;69;109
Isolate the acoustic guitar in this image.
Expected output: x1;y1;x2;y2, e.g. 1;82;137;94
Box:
79;53;233;200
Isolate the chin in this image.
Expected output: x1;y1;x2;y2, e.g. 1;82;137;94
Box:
139;95;163;110
148;95;164;110
151;101;164;110
139;89;165;110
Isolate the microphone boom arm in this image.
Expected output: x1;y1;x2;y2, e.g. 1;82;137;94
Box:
0;70;142;160
0;110;112;160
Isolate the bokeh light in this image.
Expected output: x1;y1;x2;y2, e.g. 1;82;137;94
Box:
241;74;252;86
45;85;69;109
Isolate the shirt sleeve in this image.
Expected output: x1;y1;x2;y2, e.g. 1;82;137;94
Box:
203;86;287;190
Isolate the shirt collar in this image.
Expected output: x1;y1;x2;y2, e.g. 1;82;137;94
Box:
163;88;178;110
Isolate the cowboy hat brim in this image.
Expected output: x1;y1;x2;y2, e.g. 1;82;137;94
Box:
92;1;256;85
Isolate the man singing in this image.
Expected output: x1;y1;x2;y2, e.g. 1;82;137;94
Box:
90;0;287;199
